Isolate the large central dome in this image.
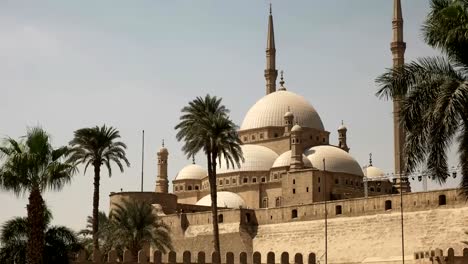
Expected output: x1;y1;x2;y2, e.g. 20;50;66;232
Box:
240;90;324;131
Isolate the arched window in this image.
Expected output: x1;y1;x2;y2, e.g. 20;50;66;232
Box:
262;198;268;208
275;197;281;207
293;179;296;184
385;200;392;210
291;209;298;219
195;185;199;190
439;195;447;205
226;179;230;185
187;185;193;191
370;187;375;192
175;186;178;191
252;177;257;183
261;177;266;183
218;214;223;223
243;178;248;183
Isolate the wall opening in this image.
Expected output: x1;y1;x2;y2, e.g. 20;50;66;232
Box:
293;179;296;184
261;177;266;183
293;188;296;194
306;187;309;192
243;178;248;183
292;209;298;219
188;185;193;191
262;198;268;208
195;185;199;190
439;195;446;205
335;205;342;215
252;178;257;183
218;214;223;223
275;197;281;207
385;200;392;210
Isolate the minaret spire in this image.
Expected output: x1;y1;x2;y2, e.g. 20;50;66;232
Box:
264;4;278;95
391;0;410;192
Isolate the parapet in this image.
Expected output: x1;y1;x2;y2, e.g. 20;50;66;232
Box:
414;247;468;264
71;249;317;264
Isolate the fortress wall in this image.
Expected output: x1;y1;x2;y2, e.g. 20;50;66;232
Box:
109;192;178;214
253;205;468;264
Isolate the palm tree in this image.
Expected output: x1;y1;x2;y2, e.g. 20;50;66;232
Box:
376;0;468;196
68;125;130;254
78;211;118;261
110;199;173;257
0;206;81;264
0;127;76;264
175;95;243;260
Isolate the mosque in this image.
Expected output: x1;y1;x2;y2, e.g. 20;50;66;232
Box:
108;1;468;263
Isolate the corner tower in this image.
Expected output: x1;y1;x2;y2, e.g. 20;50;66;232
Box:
264;4;278;95
155;140;169;193
391;0;410;192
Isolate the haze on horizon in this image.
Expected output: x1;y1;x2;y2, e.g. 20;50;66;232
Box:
0;0;460;231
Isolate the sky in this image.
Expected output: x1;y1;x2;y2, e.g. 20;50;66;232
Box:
0;0;461;231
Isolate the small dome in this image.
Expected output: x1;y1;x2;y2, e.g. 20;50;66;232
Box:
272;150;313;168
196;192;246;208
291;124;303;132
363;166;388;180
305;145;363;176
174;164;207;181
159;147;168;153
284;111;294;118
240;90;324;131
338;125;347;131
217;145;278;174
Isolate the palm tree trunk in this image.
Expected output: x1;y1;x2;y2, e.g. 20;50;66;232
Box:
92;162;101;254
27;185;44;264
459;118;468;197
208;151;221;264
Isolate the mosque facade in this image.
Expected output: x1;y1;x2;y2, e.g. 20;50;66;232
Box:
108;1;468;263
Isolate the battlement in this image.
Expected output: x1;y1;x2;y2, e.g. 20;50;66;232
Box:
414;248;468;264
71;249;317;263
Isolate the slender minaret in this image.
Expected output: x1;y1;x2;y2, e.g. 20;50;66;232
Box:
338;121;350;153
391;0;410;192
290;124;304;170
264;4;278;95
155;140;169;193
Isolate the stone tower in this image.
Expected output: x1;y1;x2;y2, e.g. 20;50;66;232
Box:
264;4;278;95
338;121;350;152
284;111;294;135
290;124;304;170
155;141;169;193
391;0;410;192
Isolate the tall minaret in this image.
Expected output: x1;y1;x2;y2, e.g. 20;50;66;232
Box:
264;4;278;95
391;0;410;192
155;140;169;193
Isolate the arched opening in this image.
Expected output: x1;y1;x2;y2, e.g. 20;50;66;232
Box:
262;198;268;208
267;252;275;264
239;252;247;264
168;251;177;264
308;253;316;264
197;252;206;264
253;252;261;264
294;253;303;264
218;214;224;223
439;195;447;205
281;252;289;264
226;252;234;264
335;205;342;215
183;251;191;264
370;187;375;192
252;177;257;183
195;185;199;190
385;200;392;210
187;185;192;191
245;213;251;223
292;209;298;219
261;177;266;183
243;177;248;183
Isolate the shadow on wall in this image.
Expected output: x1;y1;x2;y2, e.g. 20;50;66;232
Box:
71;249;317;264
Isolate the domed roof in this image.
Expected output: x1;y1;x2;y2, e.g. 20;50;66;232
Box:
305;145;364;176
174;164;207;181
240;90;324;131
272;150;313;168
363;166;388;180
159;147;168;153
217;145;278;174
196;191;246;208
291;124;303;132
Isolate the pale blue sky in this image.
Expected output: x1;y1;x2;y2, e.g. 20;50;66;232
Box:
0;0;460;231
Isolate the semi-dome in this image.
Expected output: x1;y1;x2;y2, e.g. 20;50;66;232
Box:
272;150;313;168
196;191;246;208
217;145;278;174
174;164;207;181
363;166;387;180
305;145;364;176
240;90;324;131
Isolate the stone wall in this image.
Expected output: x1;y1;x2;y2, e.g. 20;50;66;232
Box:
109;192;178;214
